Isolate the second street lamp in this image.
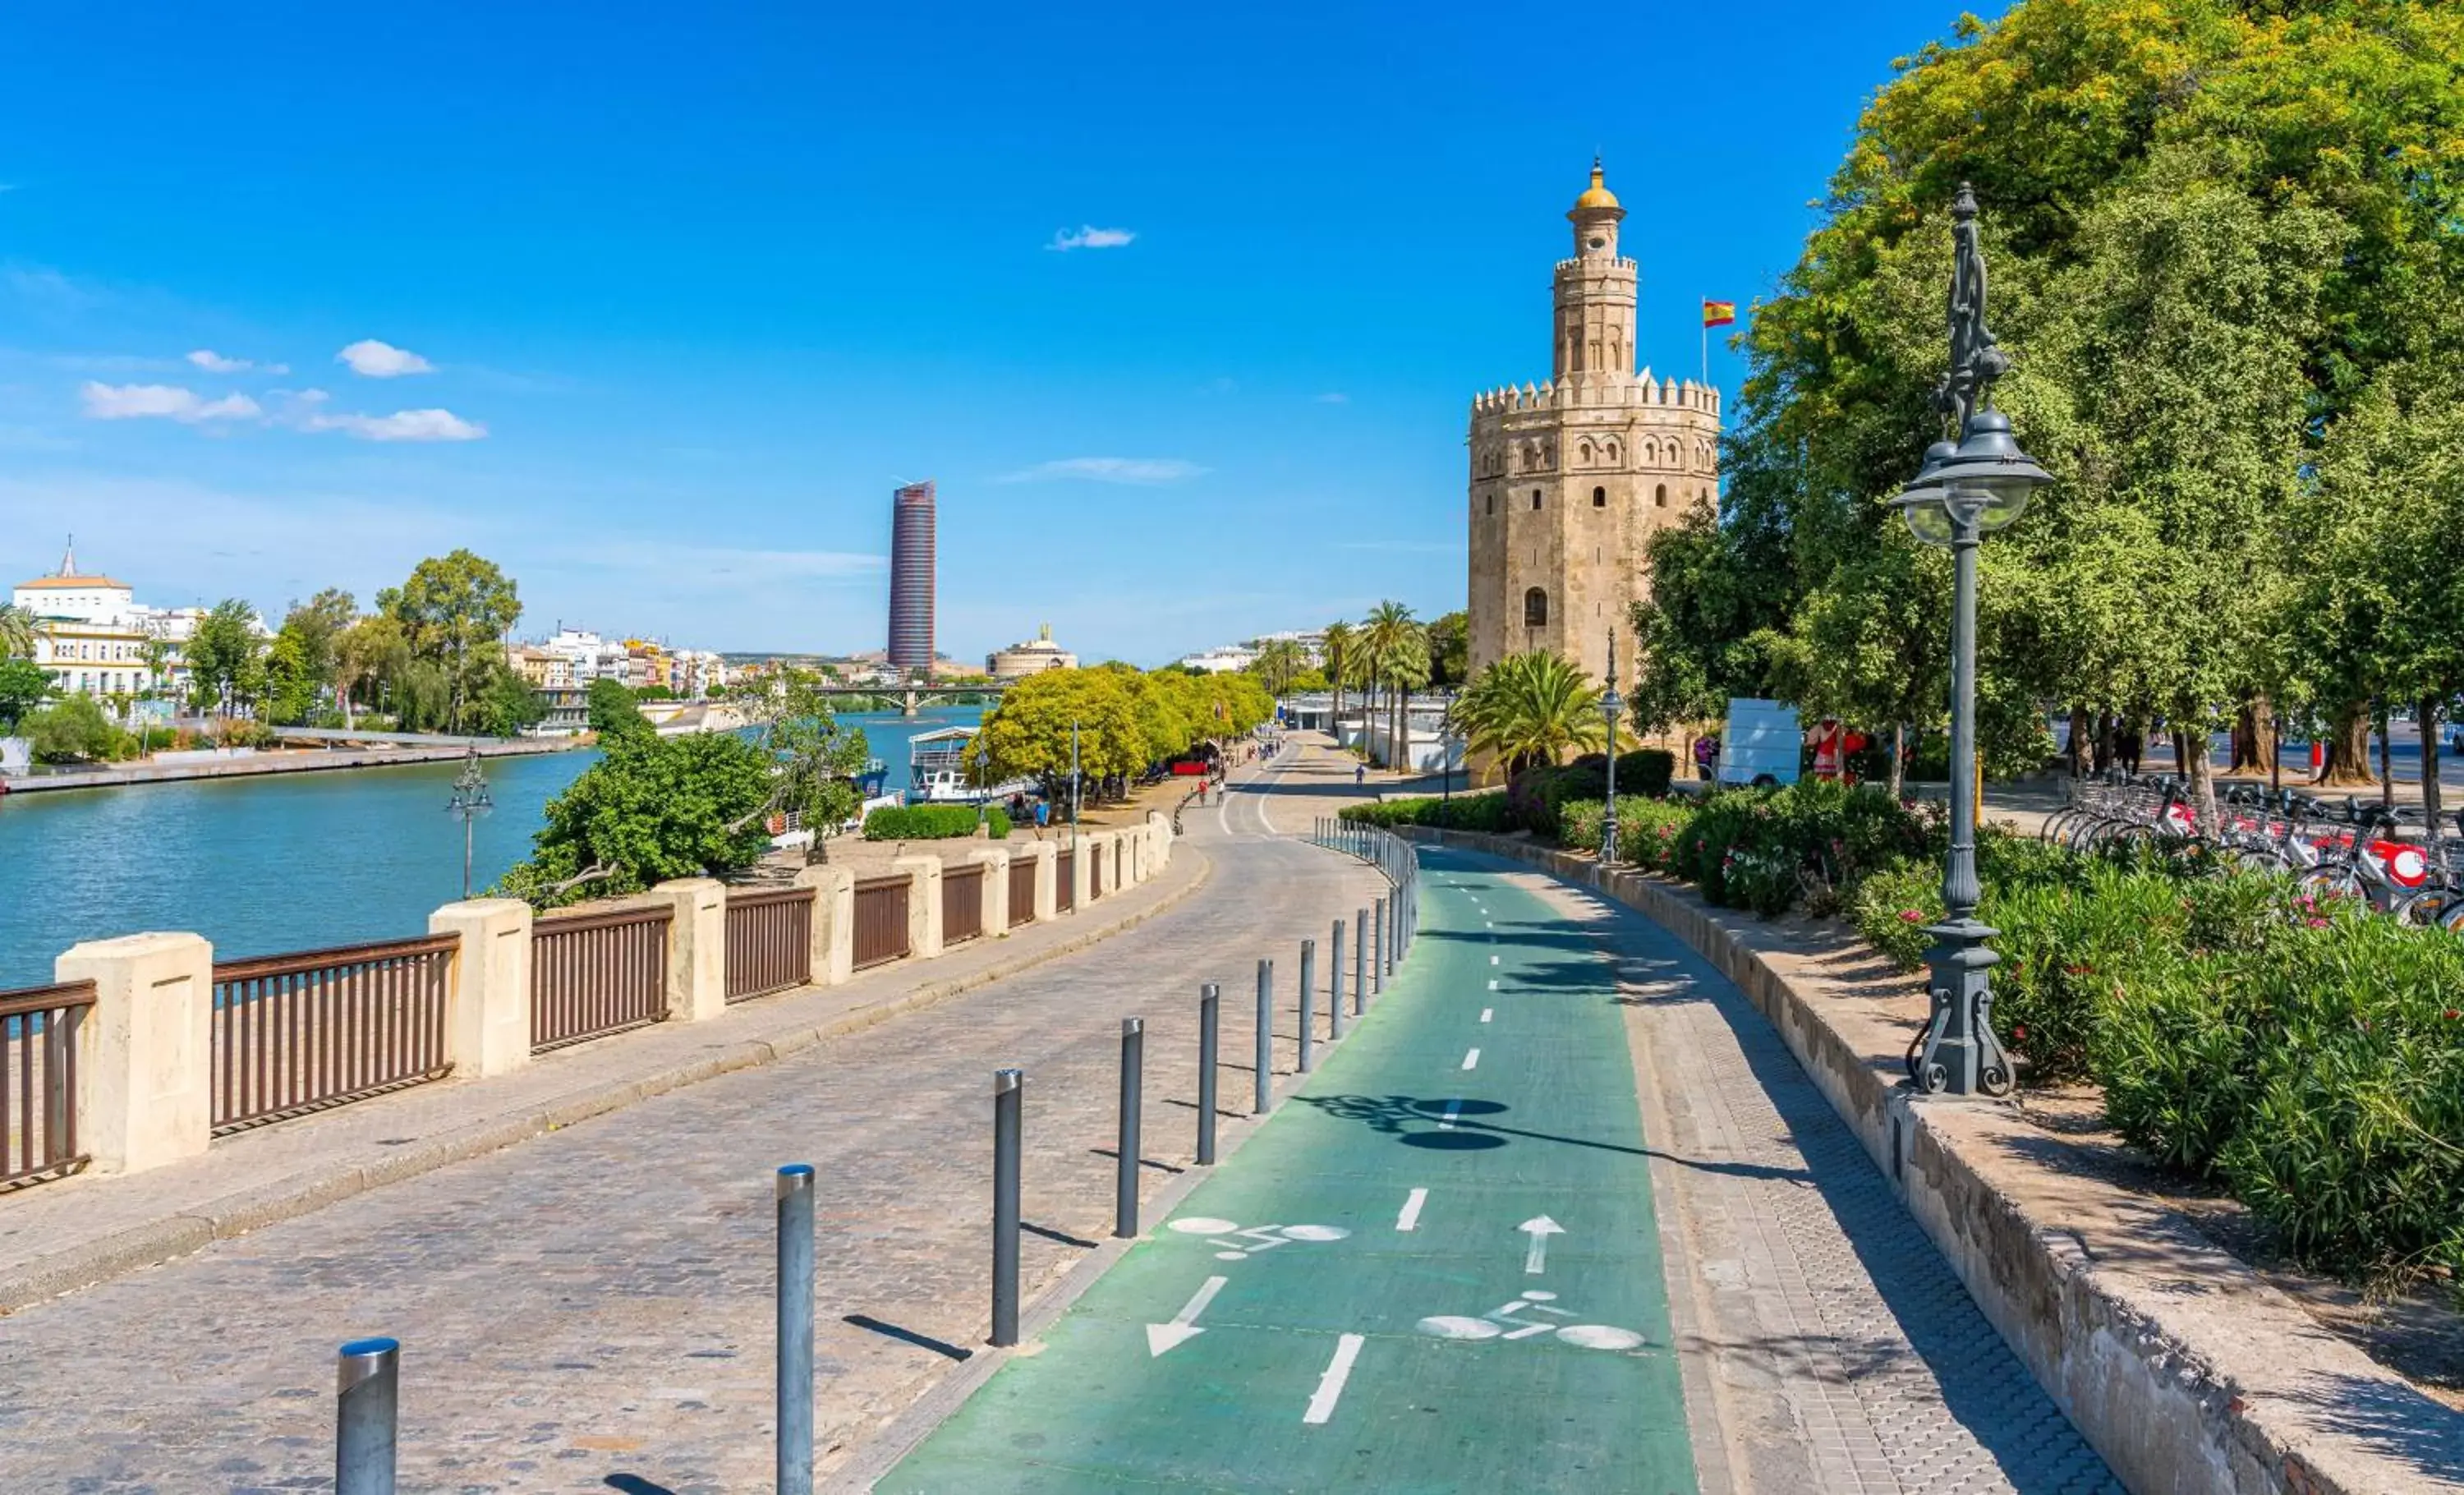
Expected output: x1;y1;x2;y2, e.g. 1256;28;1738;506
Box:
444;745;494;900
1601;630;1624;866
1896;182;2053;1099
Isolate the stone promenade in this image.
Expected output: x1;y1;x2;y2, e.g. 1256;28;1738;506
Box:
0;742;1391;1493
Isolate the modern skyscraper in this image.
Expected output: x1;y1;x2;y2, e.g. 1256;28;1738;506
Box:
887;480;937;673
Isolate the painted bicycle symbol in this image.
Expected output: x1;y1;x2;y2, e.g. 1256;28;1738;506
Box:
1415;1290;1648;1351
1166;1216;1351;1260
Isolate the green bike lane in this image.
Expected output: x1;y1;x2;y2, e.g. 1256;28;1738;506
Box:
881;844;1699;1493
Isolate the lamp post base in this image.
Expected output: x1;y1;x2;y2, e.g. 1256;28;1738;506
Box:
1907;916;2014;1097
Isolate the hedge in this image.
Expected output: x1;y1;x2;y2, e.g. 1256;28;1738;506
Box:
862;803;1012;840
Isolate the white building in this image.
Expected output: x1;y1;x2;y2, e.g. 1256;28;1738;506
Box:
540;627;632;684
11;545;216;701
1176;644;1257;674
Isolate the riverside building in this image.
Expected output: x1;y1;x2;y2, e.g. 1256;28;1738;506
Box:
1465;161;1723;688
887;481;936;675
11;544;211;701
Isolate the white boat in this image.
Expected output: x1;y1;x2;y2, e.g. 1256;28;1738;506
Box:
907;726;1030;805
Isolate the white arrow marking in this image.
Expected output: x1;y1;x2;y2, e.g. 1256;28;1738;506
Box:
1480;1008;1492;1024
1147;1275;1228;1356
1460;1047;1480;1071
1395;1187;1427;1232
1303;1333;1366;1424
1519;1216;1565;1275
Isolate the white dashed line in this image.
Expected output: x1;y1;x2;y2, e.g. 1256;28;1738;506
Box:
1395;1187;1428;1232
1460;1048;1480;1071
1489;955;1499;966
1480;1008;1492;1023
1303;1334;1366;1424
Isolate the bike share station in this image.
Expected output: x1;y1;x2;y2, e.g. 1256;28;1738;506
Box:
880;824;1695;1493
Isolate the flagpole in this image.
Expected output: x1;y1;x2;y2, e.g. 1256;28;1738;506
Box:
1700;297;1708;387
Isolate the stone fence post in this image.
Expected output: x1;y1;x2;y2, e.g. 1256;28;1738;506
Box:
1016;840;1057;922
53;932;214;1175
968;847;1011;937
1068;834;1094;910
652;878;729;1022
1146;810;1173;871
429;898;532;1079
892;856;943;959
793;865;854;986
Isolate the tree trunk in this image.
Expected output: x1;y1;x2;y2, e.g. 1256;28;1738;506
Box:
1887;722;1907;799
2170;729;2193;780
2421;696;2446;838
2228;694;2276;776
2377;700;2396;807
2066;706;2089;779
2188;733;2218;840
2094;712;2117;775
2315;702;2376;786
1396;684;1413;776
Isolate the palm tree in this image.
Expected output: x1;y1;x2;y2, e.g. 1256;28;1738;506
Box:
1358;600;1420;770
1452;651;1606;777
1251;638;1305;697
0;603;37;661
1322;620;1357;746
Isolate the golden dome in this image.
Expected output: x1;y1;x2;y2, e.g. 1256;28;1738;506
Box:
1573;157;1620;213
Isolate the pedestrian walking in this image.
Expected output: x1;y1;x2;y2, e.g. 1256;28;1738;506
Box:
1355;762;1366;787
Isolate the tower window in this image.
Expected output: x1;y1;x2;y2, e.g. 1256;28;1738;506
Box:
1524;587;1549;628
1654;484;1667;508
1532;490;1542;511
1486;494;1494;516
1593;486;1606;508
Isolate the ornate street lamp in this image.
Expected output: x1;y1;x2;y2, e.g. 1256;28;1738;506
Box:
445;745;493;900
1895;182;2053;1098
1601;630;1625;865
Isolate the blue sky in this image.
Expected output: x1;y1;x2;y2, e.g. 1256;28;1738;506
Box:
0;1;1965;665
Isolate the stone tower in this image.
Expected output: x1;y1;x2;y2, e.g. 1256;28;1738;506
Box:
1466;160;1723;691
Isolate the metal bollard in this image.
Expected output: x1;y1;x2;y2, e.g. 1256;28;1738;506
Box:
335;1337;399;1495
776;1164;816;1495
1372;898;1386;995
1198;983;1220;1165
1298;939;1316;1073
991;1068;1023;1347
1354;910;1368;1015
1254;959;1274;1114
1330;919;1348;1038
1116;1019;1143;1239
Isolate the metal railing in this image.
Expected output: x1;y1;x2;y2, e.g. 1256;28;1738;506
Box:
853;876;912;969
945;865;985;945
531;904;671;1052
211;936;457;1134
1055;849;1077;913
1009;857;1037;926
0;980;94;1187
725;886;813;1002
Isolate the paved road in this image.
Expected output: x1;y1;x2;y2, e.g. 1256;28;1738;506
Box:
885;846;2122;1493
0;742;1388;1493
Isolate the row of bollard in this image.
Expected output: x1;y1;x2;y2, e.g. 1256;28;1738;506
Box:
325;822;1420;1494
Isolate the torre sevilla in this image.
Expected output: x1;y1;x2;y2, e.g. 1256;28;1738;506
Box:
1465;160;1723;691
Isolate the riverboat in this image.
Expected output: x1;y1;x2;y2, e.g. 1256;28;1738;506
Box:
907;726;1029;805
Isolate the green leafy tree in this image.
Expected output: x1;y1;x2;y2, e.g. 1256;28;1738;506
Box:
586;677;649;740
1358;600;1426;770
379;550;522;734
0;657;52;730
183;599;267;718
139;635;177;703
1248;638;1306;697
498;731;775;907
735;667;871;844
1424;610;1469;690
330;615;402;729
23;694;128;763
1322;621;1358;731
476;668;547;737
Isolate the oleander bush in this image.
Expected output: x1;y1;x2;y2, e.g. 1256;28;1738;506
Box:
862;803;1011;840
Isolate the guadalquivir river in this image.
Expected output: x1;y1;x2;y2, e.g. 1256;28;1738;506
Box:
0;708;980;989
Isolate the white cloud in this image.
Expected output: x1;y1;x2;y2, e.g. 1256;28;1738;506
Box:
996;457;1205;485
80;381;262;424
1047;225;1135;252
186;349;288;375
337;338;436;377
302;407;486;443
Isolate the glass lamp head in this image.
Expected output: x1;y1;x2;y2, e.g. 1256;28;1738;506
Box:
1929;410;2049;535
1893;440;1960;547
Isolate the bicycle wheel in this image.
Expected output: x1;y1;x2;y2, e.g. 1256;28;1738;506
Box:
2296;864;2363;907
2397;889;2452;927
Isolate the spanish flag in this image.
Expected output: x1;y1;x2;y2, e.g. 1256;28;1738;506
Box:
1702;299;1737;328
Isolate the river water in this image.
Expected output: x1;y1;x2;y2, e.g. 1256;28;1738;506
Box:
0;708;980;989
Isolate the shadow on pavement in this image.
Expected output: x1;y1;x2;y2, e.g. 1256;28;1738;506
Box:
846;1313;975;1362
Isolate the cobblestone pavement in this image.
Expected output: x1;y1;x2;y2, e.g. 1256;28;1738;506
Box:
0;742;1392;1494
1530;871;2122;1494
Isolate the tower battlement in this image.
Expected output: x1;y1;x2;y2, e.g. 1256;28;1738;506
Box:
1469;376;1722;417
